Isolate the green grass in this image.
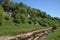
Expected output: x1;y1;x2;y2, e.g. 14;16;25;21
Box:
44;27;60;40
0;20;46;36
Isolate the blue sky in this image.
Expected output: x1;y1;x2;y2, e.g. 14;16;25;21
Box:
11;0;60;18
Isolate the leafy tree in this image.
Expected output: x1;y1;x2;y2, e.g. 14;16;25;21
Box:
19;2;29;8
3;0;10;12
19;7;27;15
13;10;20;24
9;1;16;12
14;13;21;24
40;12;47;18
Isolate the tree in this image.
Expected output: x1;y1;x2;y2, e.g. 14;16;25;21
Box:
19;2;28;8
9;1;16;12
3;0;10;12
13;10;21;24
40;12;47;18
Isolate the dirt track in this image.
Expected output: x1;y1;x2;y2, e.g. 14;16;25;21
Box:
0;27;52;40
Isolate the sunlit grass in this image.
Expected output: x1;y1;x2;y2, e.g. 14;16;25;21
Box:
44;27;60;40
0;20;45;36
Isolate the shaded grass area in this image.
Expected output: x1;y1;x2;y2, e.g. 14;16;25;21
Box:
44;27;60;40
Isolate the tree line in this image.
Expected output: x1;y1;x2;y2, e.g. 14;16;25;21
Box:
0;0;60;28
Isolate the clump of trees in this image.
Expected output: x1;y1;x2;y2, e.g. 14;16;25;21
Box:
0;0;60;28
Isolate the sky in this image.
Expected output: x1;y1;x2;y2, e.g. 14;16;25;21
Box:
11;0;60;18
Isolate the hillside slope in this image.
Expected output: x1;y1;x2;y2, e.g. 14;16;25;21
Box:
0;0;60;36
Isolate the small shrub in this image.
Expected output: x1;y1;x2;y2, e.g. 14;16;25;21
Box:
20;15;25;23
5;16;9;20
0;22;2;26
13;19;20;24
52;26;57;30
28;21;32;24
52;24;57;30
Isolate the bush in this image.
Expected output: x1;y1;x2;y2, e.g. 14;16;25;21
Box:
12;11;21;24
28;21;32;24
52;26;57;30
4;14;10;20
0;22;2;26
52;24;57;30
5;16;9;20
20;14;25;23
13;19;20;24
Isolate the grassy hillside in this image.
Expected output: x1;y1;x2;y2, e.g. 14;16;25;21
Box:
0;21;45;36
0;0;60;36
